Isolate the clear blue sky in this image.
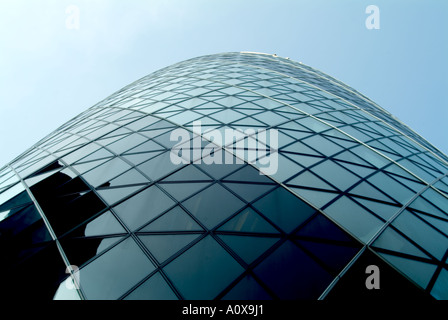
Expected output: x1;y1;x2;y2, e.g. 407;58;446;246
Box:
1;0;447;168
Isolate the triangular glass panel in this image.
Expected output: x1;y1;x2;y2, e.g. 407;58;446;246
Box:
286;171;335;190
223;165;274;184
378;252;437;289
349;181;393;203
223;182;275;203
159;182;210;202
222;275;272;300
124;272;178;300
60;236;125;267
288;187;338;209
140;206;202;232
121;151;164;166
296;213;358;244
162;165;212;182
139;234;201;263
408;196;447;219
354;198;400;221
232;117;267;127
97;185;144;206
219;234;279;264
252;187;316;234
71;158;110;175
282;141;321;156
295;239;360;273
217;207;279;233
337;161;376;178
27;160;63;178
372;226;431;259
282;153;323;168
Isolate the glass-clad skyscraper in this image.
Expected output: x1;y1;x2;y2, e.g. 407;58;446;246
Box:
1;52;447;300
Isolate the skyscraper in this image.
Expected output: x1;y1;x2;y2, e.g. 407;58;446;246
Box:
1;52;447;300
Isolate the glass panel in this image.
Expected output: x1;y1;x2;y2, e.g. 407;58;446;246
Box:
106;133;148;155
287;170;335;190
354;198;400;221
137;151;182;182
252;187;316;233
218;234;278;264
372;226;429;259
182;183;245;230
162;164;212;182
125;140;165;154
140;206;203;232
104;169;149;187
139;234;201;263
296;213;359;245
302;135;343;157
324;196;384;243
113;186;175;231
295;239;360;273
253;240;333;299
82;157;132;188
217;207;279;233
430;268;448;300
97;185;145;205
79;237;155;300
289;188;337;209
367;172;415;205
378;252;437;289
392;210;448;260
60;236;124;267
163;235;244;299
124;272;178;300
349;181;393;203
193;161;243;180
159;182;210;202
223;182;275;203
311;160;360;191
83;211;126;236
222;275;272;300
0;184;31;212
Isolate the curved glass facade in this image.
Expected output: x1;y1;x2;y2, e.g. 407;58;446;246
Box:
1;52;447;300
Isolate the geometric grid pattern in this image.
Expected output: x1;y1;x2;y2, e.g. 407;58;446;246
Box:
0;52;447;299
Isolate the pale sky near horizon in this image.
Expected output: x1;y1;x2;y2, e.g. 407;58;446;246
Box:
0;0;447;168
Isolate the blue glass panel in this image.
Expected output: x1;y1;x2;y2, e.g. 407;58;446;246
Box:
79;237;155;300
182;183;245;229
253;187;315;233
253;240;333;299
163;235;244;299
124;272;178;300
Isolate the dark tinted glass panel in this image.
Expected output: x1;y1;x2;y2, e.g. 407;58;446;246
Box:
217;207;279;234
222;275;273;300
218;234;279;264
163;235;244;299
253;187;316;233
124;272;178;300
253;240;333;299
113;186;175;231
140;206;203;232
139;234;201;263
182;183;245;229
79;237;155;300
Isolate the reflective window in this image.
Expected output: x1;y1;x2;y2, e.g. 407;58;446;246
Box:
182;183;245;229
253;187;316;233
113;185;175;231
253;240;333;299
124;272;178;300
163;235;244;299
79;237;155;300
324;196;384;243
